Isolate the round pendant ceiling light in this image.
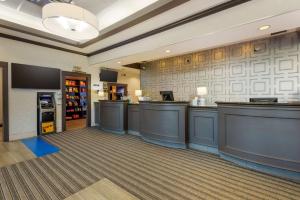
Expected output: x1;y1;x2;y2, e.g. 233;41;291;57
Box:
42;3;99;41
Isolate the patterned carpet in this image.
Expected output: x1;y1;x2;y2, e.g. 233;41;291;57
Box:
1;128;300;200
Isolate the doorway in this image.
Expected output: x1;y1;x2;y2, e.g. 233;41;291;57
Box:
62;71;91;131
0;62;8;142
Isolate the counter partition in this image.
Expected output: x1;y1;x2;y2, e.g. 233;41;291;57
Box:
216;101;300;173
139;101;189;149
99;100;128;134
97;100;300;180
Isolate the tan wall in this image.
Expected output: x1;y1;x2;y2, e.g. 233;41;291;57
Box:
141;32;300;103
118;69;141;102
0;68;2;125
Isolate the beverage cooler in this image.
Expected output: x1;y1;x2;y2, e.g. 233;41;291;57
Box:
37;92;56;135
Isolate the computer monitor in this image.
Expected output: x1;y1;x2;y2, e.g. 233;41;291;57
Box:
249;98;278;103
160;91;174;101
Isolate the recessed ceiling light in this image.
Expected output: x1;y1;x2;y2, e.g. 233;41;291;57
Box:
0;0;7;2
165;50;171;53
117;61;121;64
259;25;270;31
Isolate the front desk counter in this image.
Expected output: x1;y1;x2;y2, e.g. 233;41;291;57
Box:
99;100;300;180
139;101;189;149
127;103;140;136
129;102;218;150
217;102;300;173
99;100;128;134
188;105;218;153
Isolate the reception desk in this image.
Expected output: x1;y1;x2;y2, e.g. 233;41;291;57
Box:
98;100;300;179
139;101;189;148
217;102;300;172
99;100;128;134
189;105;218;153
127;103;140;136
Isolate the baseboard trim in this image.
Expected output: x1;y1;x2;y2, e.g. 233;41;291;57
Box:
127;130;141;136
220;153;300;183
189;143;219;155
100;127;126;135
141;136;187;149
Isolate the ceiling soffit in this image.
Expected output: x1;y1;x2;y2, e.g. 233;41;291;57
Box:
0;0;253;57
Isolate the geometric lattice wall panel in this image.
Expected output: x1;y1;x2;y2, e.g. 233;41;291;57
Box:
229;62;247;78
228;96;249;102
211;48;226;63
229;44;248;61
249;78;272;95
140;32;300;103
250;39;271;58
249;59;271;77
229;80;247;95
209;96;228;105
211;63;226;80
210;81;226;96
194;51;210;65
197;65;210;80
274;32;299;55
274;55;299;75
275;76;299;96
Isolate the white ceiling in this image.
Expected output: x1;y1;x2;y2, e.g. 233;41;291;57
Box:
71;0;118;15
1;0;123;17
0;0;300;70
88;0;300;68
0;0;158;42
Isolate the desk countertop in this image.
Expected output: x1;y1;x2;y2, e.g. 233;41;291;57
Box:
139;101;189;104
215;101;300;106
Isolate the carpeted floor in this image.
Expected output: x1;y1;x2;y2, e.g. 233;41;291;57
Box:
1;128;300;200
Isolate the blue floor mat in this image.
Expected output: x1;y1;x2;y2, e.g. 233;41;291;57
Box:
22;137;59;157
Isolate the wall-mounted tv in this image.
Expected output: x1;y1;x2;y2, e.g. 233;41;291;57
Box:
12;63;61;89
100;69;118;82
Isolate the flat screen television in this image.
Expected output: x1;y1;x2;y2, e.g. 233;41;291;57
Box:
100;69;118;82
12;63;61;89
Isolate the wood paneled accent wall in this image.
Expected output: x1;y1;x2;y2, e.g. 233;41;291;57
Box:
141;32;300;103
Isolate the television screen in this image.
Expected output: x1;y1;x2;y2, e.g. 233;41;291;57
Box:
100;69;118;82
12;63;61;89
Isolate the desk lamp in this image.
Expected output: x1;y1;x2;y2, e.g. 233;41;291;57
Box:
197;87;207;106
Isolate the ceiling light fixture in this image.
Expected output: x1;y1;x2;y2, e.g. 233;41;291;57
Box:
117;61;122;64
42;3;99;41
0;0;7;2
165;50;171;53
258;25;270;31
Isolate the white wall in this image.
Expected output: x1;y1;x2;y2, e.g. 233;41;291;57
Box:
0;37;91;140
0;68;2;125
0;37;142;141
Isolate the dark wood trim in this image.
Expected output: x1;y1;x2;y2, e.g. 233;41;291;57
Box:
0;0;188;49
0;62;9;142
88;0;251;56
0;19;79;47
61;71;91;131
123;63;142;70
0;33;87;56
79;0;189;48
0;0;250;57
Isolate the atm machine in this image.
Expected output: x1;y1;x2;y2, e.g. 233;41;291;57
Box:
37;92;56;135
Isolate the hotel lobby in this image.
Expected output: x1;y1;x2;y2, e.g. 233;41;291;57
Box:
0;0;300;199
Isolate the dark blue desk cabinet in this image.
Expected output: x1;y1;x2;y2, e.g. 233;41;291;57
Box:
189;106;218;153
127;104;140;136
